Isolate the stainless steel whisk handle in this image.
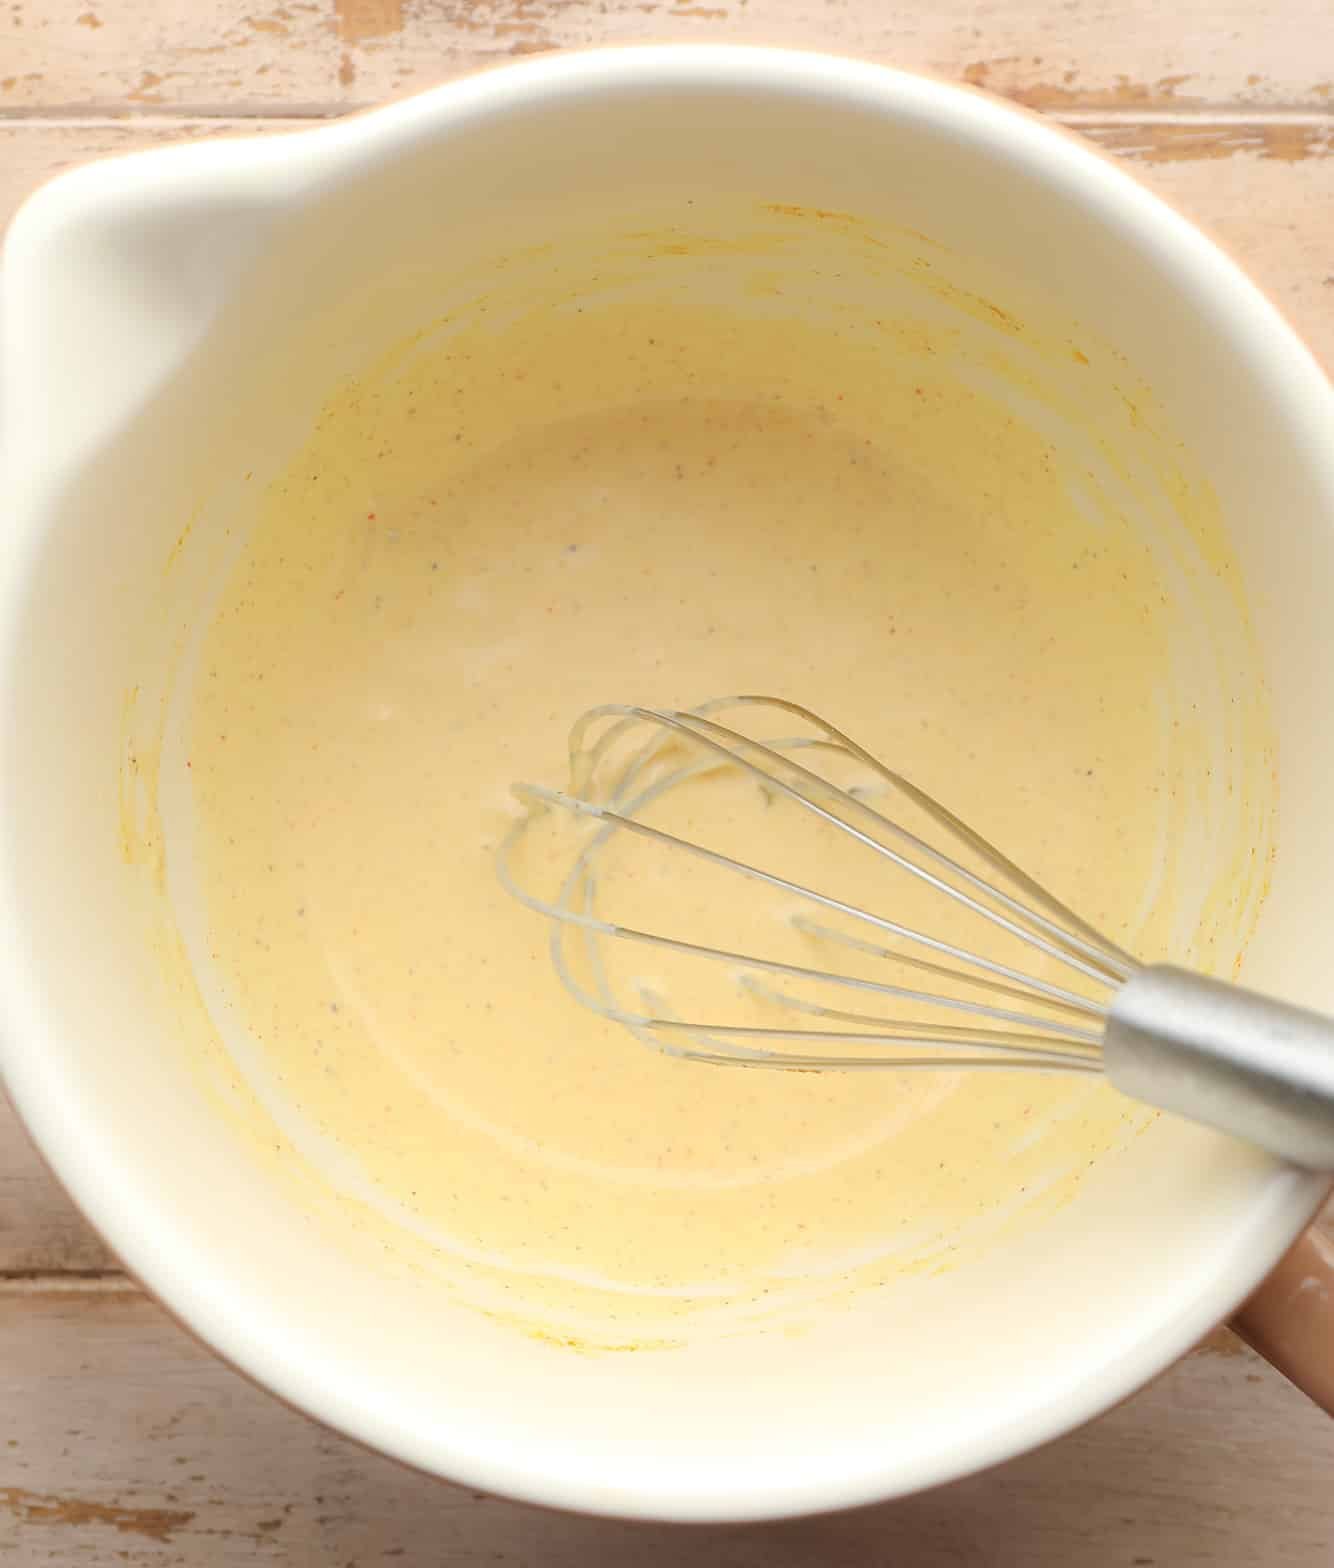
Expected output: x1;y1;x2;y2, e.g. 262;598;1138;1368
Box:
1105;966;1334;1170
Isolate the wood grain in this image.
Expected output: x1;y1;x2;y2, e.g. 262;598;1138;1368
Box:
1;0;1333;116
0;1286;1329;1566
0;1101;114;1276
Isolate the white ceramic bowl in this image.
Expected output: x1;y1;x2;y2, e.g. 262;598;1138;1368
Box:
2;46;1332;1522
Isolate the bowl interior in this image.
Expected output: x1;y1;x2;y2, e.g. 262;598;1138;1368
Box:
3;53;1332;1519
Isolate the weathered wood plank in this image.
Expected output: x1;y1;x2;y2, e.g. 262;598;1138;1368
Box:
0;1286;1330;1565
1;0;1333;116
0;1100;115;1275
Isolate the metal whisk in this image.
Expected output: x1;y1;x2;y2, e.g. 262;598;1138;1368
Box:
497;696;1334;1169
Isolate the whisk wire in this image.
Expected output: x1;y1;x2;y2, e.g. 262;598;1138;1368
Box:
498;697;1142;1073
695;697;1139;977
515;780;1110;1020
569;703;1130;989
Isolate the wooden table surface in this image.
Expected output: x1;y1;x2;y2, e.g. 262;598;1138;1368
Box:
2;2;1333;1561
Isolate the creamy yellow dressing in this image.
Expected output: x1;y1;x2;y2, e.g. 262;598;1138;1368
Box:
182;230;1273;1345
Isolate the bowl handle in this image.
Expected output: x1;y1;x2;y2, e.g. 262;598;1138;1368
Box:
1232;1216;1334;1415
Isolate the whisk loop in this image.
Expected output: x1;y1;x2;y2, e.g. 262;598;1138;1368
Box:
497;697;1137;1074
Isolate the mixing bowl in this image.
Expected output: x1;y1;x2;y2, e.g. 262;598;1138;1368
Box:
1;46;1331;1521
